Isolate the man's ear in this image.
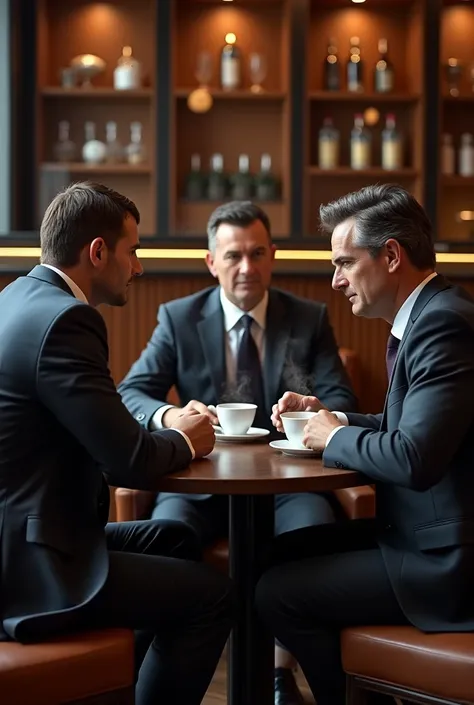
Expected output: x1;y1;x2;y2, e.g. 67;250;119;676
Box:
89;238;108;268
205;251;218;278
385;238;402;273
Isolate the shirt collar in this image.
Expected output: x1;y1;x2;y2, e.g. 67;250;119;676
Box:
391;272;438;340
41;264;89;304
219;287;268;332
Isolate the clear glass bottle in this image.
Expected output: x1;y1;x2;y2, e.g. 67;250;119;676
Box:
318;116;340;169
81;121;106;164
381;114;402;170
374;38;394;93
105;121;123;163
324;39;340;92
350;113;371;169
347;36;363;93
53;120;76;163
113;46;142;90
255;154;279;201
207;153;227;200
441;133;455;175
459;133;474;176
221;33;241;91
126;122;147;165
230;154;253;200
184;154;206;200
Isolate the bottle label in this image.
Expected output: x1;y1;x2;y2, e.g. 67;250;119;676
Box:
351;142;370;169
460;147;474;176
382;141;402;170
221;58;240;89
376;70;394;93
319;141;339;169
114;66;141;90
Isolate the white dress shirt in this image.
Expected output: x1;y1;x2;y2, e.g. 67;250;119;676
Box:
41;264;195;456
151;288;268;429
326;272;438;447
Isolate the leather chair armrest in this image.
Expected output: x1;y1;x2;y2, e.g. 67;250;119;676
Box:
115;488;156;522
333;485;376;520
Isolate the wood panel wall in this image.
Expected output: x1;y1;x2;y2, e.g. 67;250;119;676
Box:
4;272;473;414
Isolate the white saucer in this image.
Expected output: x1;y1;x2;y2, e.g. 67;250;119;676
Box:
213;426;270;442
269;439;320;457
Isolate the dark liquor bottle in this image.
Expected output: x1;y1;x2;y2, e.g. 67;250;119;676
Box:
184;154;206;200
324;39;340;91
374;38;394;93
347;36;363;93
255;154;279;201
230;154;253;200
207;153;227;201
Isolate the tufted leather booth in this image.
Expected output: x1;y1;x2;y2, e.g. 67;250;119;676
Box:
342;625;474;704
0;628;135;705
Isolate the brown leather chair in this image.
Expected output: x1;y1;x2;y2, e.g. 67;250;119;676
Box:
0;628;135;705
342;625;474;705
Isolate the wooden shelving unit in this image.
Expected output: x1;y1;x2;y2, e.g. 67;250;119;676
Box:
438;0;474;243
35;0;157;235
308;167;418;178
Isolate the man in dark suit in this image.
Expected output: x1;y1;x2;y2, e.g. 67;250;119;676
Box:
256;184;474;705
118;200;357;704
0;182;235;705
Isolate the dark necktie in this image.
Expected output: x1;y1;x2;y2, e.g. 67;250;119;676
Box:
236;315;265;425
386;333;400;380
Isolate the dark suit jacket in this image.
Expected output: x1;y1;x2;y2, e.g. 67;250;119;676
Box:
118;286;357;430
0;265;192;643
324;274;474;632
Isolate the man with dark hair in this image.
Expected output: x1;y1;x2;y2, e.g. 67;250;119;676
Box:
257;184;474;705
119;199;357;705
0;182;235;705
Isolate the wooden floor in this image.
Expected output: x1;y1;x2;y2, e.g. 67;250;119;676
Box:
203;654;315;705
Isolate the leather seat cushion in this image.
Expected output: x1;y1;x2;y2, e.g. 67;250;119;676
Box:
342;625;474;704
203;538;229;573
0;628;134;705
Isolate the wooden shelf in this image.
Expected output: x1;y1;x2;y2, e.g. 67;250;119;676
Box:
442;175;474;186
41;162;152;175
308;91;420;103
41;87;153;98
307;167;418;178
174;89;286;100
443;94;474;103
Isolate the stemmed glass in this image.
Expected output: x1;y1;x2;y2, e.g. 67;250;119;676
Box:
249;53;267;93
195;51;213;88
444;58;463;97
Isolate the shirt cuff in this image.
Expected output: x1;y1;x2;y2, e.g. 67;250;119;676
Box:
150;404;175;430
325;412;349;448
171;429;195;460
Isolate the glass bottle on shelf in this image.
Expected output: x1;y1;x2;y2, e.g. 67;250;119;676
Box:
441;134;455;175
374;39;394;93
82;121;106;164
350;114;371;170
324;39;340;92
255;154;279;201
113;46;142;90
221;33;241;91
347;37;363;93
184;154;206;200
230;154;253;200
459;133;474;176
126;122;147;165
318;116;340;170
105;121;123;163
207;154;227;200
381;114;402;170
53;120;76;163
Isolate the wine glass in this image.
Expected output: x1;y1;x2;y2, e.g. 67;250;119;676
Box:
195;51;213;88
249;53;267;93
444;58;463;97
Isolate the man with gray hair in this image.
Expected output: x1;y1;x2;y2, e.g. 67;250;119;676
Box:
258;184;474;705
119;199;358;705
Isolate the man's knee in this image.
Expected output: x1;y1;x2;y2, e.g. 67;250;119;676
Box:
140;518;203;561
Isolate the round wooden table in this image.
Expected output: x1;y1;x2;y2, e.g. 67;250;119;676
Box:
157;441;367;705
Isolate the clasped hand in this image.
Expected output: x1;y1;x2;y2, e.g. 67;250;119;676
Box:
271;391;343;452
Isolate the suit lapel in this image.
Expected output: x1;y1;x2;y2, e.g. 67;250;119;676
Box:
380;274;452;423
197;288;227;402
263;289;292;412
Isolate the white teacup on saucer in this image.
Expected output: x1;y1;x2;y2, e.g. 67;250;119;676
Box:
216;403;257;435
280;411;317;448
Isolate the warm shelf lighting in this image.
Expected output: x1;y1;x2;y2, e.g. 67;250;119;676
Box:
352;0;366;3
458;210;474;221
225;32;237;45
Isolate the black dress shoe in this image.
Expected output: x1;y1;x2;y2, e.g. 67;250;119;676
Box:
274;667;305;705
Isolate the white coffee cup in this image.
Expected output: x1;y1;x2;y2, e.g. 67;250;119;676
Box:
280;411;317;448
216;403;257;435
